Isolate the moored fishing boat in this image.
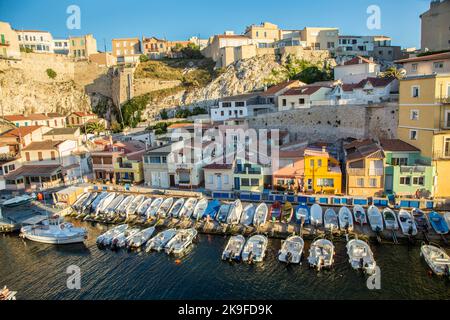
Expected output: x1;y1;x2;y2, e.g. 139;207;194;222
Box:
126;195;146;217
20;217;87;245
226;199;243;225
281;202;294;224
145;228;177;252
103;194;125;217
412;208;430;232
308;239;335;271
168;198;185;218
71;192;89;212
146;197;163;219
202;199;221;220
346;239;377;275
80;192;98;213
222;235;245;261
193;198;208;220
269;201;282;222
353;205;367;225
429;212;449;235
242;235;268;263
253;203;268;227
278;235;304;264
240;204;255;226
127;227;156;248
90;192;108;214
178;198;197;218
115;195;135;215
156;197;174;218
382;208;399;231
295;203;310;224
136;198;152;217
96;224;128;246
338;206;354;231
398;209;418;236
164;228;198;255
368;205;384;233
95;192;116;216
324;208;339;231
420;245;450;277
217;202;231;223
111;228;140;249
310;204;323;226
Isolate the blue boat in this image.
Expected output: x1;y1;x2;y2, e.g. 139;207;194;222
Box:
295;203;310;224
429;212;449;235
202;200;221;220
217;203;231;223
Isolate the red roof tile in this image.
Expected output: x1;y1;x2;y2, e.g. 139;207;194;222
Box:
1;126;42;138
261;80;304;96
395;51;450;64
379;139;420;152
343;56;375;66
283;86;325;96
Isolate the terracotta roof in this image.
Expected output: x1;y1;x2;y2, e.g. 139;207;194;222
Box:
345;139;384;162
43;127;79;135
203;163;233;170
342;56;375;66
216;35;249;39
395;51;450;64
355;77;395;88
3;114;49;121
126;150;146;161
1;126;42;138
283;86;326;96
379;139;420;152
273;159;304;178
71;112;96;117
4;165;61;179
261;80;303;96
22;140;64;151
168;123;195;130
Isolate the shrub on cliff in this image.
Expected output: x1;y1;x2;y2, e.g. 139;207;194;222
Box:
139;54;150;63
46;68;57;79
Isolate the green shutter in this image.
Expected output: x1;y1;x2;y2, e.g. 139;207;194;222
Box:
1;34;5;44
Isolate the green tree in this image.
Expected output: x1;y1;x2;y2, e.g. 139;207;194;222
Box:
85;121;106;135
381;66;405;79
139;54;149;63
180;43;203;59
46;68;57;79
160;109;169;120
111;121;122;133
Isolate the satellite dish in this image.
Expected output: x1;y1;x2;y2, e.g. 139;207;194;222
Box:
399;68;407;76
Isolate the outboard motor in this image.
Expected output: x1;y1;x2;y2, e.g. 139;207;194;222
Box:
359;257;364;270
248;251;254;264
229;251;234;262
286;251;293;264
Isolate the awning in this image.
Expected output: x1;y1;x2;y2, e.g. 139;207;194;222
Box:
4;165;62;180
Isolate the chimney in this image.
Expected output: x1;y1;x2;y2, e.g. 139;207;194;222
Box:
322;146;326;153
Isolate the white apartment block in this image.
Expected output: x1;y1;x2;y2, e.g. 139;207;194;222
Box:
16;30;54;53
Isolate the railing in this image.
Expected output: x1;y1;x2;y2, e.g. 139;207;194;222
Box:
399;165;427;173
235;168;262;175
440;97;450;104
369;168;384;176
118;163;133;169
347;168;365;176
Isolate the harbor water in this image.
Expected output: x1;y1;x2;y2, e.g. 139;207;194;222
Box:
0;220;449;300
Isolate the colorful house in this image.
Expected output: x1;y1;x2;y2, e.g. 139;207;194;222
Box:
204;163;235;192
380;139;434;197
113;150;145;185
303;147;342;194
272;144;306;192
234;157;267;193
344;139;385;197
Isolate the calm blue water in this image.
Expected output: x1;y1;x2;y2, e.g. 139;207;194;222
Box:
0;220;449;300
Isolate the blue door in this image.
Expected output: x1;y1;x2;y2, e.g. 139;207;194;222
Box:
234;177;240;190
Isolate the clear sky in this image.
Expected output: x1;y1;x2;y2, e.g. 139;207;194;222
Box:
0;0;431;51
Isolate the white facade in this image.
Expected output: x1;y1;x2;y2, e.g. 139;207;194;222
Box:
210;101;249;122
334;59;380;84
330;79;398;105
16;30;54;53
337;36;392;55
53;39;69;55
204;167;234;191
278;87;333;111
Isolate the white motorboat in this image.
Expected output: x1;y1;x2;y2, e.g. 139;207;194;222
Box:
368;205;384;232
145;228;177;252
103;194;125;216
178;198;197;218
346;239;377;275
20;217;87;245
96;192;116;215
324;208;339;231
168;198;185;218
115;195;135;215
164;228;198;255
241;235;268;263
240;204;256;226
226;199;243;225
111;228;140;249
353;205;367;225
193;198;208;220
126;195;146;217
310;204;323;226
216;203;231;223
420;245;450;277
308;239;335;271
80;192;98;213
96;224;128;246
221;235;246;261
136;198;152;216
156;197;174;218
398;209;418;236
127;227;156;248
338;206;354;231
72;192;89;211
2;194;33;207
146;197;163;218
278;235;304;264
382;208;399;231
253;203;268;227
90;192;108;213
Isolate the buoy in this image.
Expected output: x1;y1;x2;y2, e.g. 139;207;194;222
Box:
175;259;182;265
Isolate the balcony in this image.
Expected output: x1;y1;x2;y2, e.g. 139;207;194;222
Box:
399;165;427;173
440;97;450;104
0;40;10;46
347;168;365;176
118;163;133;169
369;168;384;176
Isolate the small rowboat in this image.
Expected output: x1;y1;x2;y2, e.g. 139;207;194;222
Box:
168;198;185;218
429;212;449;235
240;204;256;226
295;204;310;224
382;208;399;231
398;209;418;236
226;200;243;225
222;235;245;261
178;198;197;218
281;202;294;224
146;197;163;218
269;201;282;222
253;203;268;227
338;206;354;231
310;204;323;226
323;208;339;231
368;205;384;233
193;198;208;220
156;197;174;218
278;235;304;264
353;205;367;225
412;208;429;232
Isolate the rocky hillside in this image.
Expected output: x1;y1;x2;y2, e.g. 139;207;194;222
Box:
0;67;91;116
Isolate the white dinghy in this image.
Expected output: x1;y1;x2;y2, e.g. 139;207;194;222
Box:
308;239;335;271
169;198;185;218
253;203;268;227
145;228;177;252
115;195;135;215
241;235;268;263
324;208;339;231
278;235;304;264
382;208;399;231
178;198;197;218
226;199;243;225
368;205;384;233
156;197;174;218
420;245;450;277
193;198;208;220
353;205;367;225
398;209;418;236
96;224;128;246
127;227;156;248
103;194;125;216
339;206;354;231
310;204;323;226
126;195;146;217
136;198;152;217
96;192;116;215
145;197;163;218
111;228;140;249
164;228;198;255
222;235;246;261
346;239;377;275
240;204;256;226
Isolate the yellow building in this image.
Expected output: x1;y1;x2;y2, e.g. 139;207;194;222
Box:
303;147;342;194
113;150;145;185
344;139;385;197
301;27;339;51
69;34;97;60
397;68;450;197
112;37;141;63
0;21;21;59
244;22;280;45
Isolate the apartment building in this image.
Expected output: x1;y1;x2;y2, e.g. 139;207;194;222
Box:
53;39;69;55
278;85;333;110
420;0;450;52
3;113;67;128
16;29;54;53
334;56;380;84
69;34;97;60
396;51;450;76
112;38;141;64
300;27;339;51
244;22;281;47
0;21;21;59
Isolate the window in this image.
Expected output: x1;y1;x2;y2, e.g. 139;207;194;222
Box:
445;110;450;128
413;176;424;186
310;159;314;167
241;178;250;186
224;174;229;184
392;157;408;166
317;159;322;167
409;130;418;141
299;98;305;104
208;174;213;184
25;152;30;161
38;152;43;161
357;178;364;187
327;42;335;49
250;179;260;186
235;102;245;107
444;138;450;158
369;178;377;187
282;99;287;107
149;156;161;164
51;151;56;160
411;86;420;98
400;176;411;185
433;61;444;70
162;156;167;164
222;102;231;108
410;110;419;120
317;178;334;187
